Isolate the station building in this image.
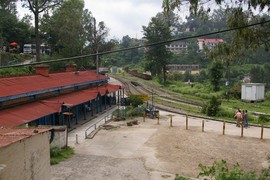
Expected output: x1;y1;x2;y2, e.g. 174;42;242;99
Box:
0;64;124;129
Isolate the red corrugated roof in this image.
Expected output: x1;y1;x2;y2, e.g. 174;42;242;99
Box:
197;38;224;43
0;128;50;148
0;101;62;127
0;84;121;127
0;70;108;98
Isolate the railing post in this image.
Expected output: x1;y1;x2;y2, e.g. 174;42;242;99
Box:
76;134;79;144
241;121;244;137
202;120;204;132
222;121;226;135
143;111;146;122
261;125;264;140
186;114;188;130
157;112;160;125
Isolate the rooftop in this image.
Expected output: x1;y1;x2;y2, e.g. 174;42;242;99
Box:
0;70;108;100
0;128;50;148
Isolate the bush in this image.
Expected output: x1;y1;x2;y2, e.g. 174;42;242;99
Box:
258;115;270;124
198;160;257;180
201;96;221;116
229;84;241;99
50;146;74;165
128;95;144;107
265;91;270;100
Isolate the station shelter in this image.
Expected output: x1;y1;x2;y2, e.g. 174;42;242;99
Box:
0;65;125;129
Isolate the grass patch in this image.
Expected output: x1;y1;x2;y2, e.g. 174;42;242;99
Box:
50;146;74;165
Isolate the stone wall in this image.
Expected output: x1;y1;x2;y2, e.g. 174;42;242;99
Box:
0;132;51;180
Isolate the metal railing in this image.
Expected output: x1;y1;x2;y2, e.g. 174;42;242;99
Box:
85;113;113;139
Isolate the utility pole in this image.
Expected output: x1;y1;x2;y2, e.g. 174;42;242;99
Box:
93;18;99;79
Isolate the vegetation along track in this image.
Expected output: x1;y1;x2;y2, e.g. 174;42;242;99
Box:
110;74;270;127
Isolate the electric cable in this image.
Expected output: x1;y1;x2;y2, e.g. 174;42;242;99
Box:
1;19;269;69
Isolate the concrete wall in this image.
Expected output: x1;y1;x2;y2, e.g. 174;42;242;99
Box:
0;132;51;180
50;126;68;148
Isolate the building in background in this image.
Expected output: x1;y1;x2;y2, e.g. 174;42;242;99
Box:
197;38;224;51
166;64;200;74
166;41;188;54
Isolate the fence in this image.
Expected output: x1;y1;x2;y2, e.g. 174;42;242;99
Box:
85;114;113;139
143;113;269;140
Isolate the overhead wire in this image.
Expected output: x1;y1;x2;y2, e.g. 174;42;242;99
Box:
0;19;270;69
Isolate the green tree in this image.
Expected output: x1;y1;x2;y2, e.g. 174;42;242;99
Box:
0;5;32;49
44;0;84;58
209;60;224;91
143;12;172;83
83;11;109;70
250;65;264;83
21;0;62;62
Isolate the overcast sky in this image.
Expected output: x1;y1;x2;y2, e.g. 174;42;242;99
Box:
86;0;164;39
17;0;164;40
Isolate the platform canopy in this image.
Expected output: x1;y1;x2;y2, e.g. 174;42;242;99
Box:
0;84;122;127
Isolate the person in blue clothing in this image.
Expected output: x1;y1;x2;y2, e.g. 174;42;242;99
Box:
243;110;248;128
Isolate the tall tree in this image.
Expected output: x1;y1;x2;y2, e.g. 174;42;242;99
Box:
0;6;32;48
86;15;109;72
0;0;17;13
143;12;172;83
42;0;84;58
209;60;224;91
21;0;62;62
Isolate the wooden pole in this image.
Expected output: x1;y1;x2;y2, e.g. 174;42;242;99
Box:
261;125;264;140
143;111;145;122
202;120;204;132
241;122;244;137
76;134;79;144
170;115;172;127
186;114;188;130
222;121;226;135
157;112;160;125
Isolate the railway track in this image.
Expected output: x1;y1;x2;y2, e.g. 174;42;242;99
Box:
110;74;203;109
109;74;270;128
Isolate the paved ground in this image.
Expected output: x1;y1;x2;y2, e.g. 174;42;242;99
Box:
51;111;270;180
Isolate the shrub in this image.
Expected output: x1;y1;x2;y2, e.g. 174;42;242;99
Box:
265;91;270;100
201;96;221;116
128;95;144;107
50;146;74;165
198;160;257;180
258;115;270;124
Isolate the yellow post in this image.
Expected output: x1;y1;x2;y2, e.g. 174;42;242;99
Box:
222;121;226;135
186;114;188;130
202;120;204;132
170;115;172;127
261;125;264;140
241;122;244;137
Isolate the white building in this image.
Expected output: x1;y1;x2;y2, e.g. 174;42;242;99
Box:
166;41;188;54
241;83;265;102
197;38;224;51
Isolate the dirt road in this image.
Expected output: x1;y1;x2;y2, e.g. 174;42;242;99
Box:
51;111;270;180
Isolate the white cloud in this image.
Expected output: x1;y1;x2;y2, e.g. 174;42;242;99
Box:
85;0;164;39
17;0;164;39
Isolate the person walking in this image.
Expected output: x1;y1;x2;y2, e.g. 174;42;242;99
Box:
234;109;242;127
243;110;248;128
